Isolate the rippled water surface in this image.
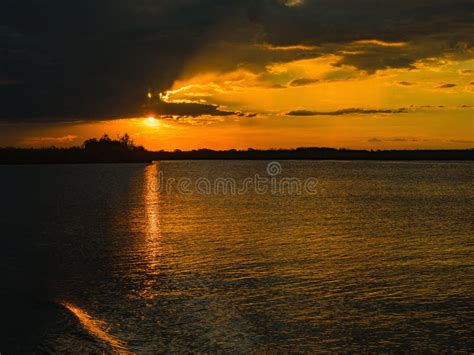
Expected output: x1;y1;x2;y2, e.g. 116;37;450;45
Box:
1;161;473;352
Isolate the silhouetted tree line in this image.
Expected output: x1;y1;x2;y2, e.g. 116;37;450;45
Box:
0;134;154;164
0;134;472;164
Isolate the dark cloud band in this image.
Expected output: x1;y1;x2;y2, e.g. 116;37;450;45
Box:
287;108;409;116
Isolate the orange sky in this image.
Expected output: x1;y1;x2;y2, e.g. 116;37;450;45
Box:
1;40;473;150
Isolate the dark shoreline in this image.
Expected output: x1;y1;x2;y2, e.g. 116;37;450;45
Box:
153;149;474;161
1;147;473;164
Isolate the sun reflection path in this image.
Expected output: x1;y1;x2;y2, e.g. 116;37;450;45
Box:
139;162;163;299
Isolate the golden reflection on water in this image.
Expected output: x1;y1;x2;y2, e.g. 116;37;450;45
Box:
61;302;130;354
144;163;162;269
137;162;163;299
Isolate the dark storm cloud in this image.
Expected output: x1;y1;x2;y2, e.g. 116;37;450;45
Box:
0;0;246;121
259;0;473;45
150;100;235;117
0;0;473;121
287;108;409;116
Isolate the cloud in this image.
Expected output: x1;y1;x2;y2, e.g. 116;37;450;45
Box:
281;0;305;7
391;137;419;142
150;99;235;117
397;81;415;86
352;40;407;47
0;0;473;121
436;83;457;89
258;43;317;51
287;108;409;116
369;137;420;142
459;69;473;74
410;104;446;109
288;78;320;87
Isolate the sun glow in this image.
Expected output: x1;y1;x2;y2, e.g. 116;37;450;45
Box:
145;116;160;127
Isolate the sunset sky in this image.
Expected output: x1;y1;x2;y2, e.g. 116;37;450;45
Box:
0;0;472;150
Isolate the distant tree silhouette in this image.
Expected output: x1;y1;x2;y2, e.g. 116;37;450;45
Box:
80;134;149;163
0;134;153;164
0;135;472;164
84;134;140;150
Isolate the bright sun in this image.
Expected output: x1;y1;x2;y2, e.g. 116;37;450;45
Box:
145;116;159;127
